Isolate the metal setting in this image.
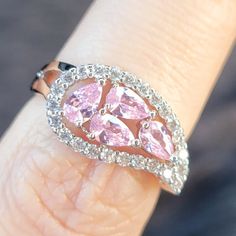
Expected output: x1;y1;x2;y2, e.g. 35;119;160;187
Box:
32;62;189;195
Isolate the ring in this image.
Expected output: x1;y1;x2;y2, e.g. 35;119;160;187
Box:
31;61;189;195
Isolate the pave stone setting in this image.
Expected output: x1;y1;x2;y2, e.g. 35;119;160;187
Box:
46;64;189;195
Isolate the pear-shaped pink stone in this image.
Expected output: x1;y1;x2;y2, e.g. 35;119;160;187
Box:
139;121;174;160
63;83;102;125
90;113;134;146
106;87;150;120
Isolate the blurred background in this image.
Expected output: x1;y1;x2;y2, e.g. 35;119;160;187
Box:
0;1;236;235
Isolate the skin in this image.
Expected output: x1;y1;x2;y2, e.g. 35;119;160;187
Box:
0;0;236;235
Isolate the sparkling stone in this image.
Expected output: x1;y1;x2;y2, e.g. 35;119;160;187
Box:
124;74;135;85
158;103;171;119
178;149;189;160
136;83;151;97
48;116;61;128
163;169;172;179
47;99;59;110
58;129;72;143
130;155;146;169
78;66;88;78
146;159;159;173
171;175;183;192
89;113;134;146
87;144;100;159
70;137;84;151
51;85;64;97
139;121;174;160
116;152;131;167
176;164;189;178
106;87;150;119
72;139;92;156
110;67;121;81
150;94;162;105
99;148;116;163
62;72;74;84
94;66;104;78
76;142;90;155
63;83;102;125
94;65;109;78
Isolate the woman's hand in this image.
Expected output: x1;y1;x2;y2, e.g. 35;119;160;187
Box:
0;1;236;235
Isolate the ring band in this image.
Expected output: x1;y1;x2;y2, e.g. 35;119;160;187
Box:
32;60;189;195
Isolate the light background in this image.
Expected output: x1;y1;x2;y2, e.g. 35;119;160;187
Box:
0;1;236;235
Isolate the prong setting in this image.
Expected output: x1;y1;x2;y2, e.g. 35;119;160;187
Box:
36;70;44;78
98;79;106;86
87;133;95;140
131;139;141;147
142;121;150;129
150;110;157;119
99;107;107;115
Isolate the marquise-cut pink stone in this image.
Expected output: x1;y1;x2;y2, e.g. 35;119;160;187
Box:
89;113;134;146
63;83;102;124
106;87;150;119
139;121;174;160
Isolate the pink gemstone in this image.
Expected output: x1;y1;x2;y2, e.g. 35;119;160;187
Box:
89;113;134;146
106;87;150;119
139;121;174;160
63;83;102;124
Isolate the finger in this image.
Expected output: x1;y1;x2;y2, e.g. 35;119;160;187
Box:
0;96;159;236
61;0;236;135
0;1;236;236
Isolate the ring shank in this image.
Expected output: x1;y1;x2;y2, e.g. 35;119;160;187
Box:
31;61;75;97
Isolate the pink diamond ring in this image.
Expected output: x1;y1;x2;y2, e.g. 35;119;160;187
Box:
31;61;189;195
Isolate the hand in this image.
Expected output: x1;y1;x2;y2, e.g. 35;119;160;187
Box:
0;1;236;235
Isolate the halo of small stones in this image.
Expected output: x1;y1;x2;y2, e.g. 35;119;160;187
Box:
46;64;189;195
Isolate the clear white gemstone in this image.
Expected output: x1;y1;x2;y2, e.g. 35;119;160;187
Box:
130;155;137;167
48;116;61;128
70;138;82;151
78;65;87;78
146;159;159;173
163;169;172;179
79;143;89;154
61;72;74;85
166;116;180;133
94;65;108;78
46;99;60;110
137;83;151;97
110;67;121;82
124;74;136;86
87;144;100;159
172;175;184;190
58;130;72;143
116;152;131;167
51;85;65;97
100;150;116;163
178;149;189;160
176;164;189;178
150;94;162;105
130;156;146;169
94;65;104;75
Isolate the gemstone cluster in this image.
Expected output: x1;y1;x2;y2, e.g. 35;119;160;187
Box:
46;64;189;194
